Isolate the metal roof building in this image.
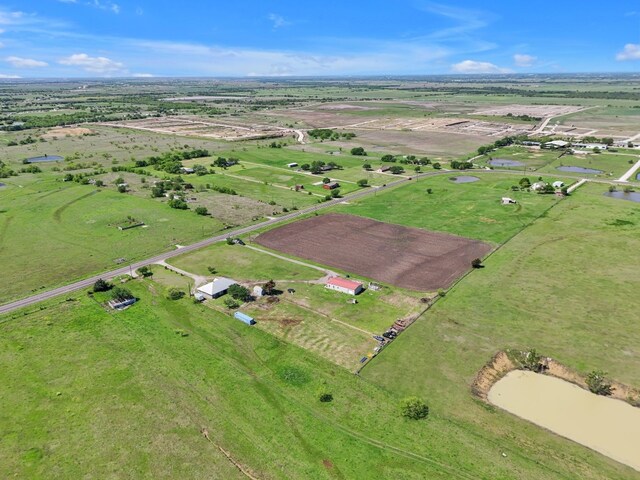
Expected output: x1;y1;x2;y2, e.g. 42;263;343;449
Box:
325;277;364;296
197;277;237;299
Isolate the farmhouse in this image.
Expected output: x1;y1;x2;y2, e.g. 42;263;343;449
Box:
323;182;340;190
552;181;565;188
180;167;195;174
378;166;392;173
531;181;547;191
325;277;364;295
196;277;237;299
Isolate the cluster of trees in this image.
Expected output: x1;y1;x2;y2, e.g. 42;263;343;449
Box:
350;147;366;156
505;113;541;122
580;136;614;146
308;129;356;141
477;136;518;155
151;178;189;198
211;156;239;169
135;149;210;174
19;165;42;174
0;162;17;178
0;111;118;130
389;165;405;174
168;197;189;209
450;160;473;170
300;160;341;174
210;184;238;195
380;154;431;165
7;135;38;146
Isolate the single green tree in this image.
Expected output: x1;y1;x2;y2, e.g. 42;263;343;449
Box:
399;397;429;420
167;288;185;300
357;179;369;187
228;284;250;302
93;278;112;292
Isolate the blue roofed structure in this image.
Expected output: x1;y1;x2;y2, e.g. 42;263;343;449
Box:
234;311;255;325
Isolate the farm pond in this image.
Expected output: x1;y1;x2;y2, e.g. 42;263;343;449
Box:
604;191;640;203
25;155;64;163
556;166;603;174
488;159;525;167
449;176;480;183
488;370;640;472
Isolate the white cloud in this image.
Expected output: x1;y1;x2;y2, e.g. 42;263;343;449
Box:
0;28;5;34
0;10;24;25
59;53;124;73
268;14;291;29
451;59;511;74
5;56;48;68
514;54;536;67
616;44;640;61
0;73;20;78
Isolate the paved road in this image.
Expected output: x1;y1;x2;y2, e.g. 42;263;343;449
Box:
0;167;603;316
0;172;423;315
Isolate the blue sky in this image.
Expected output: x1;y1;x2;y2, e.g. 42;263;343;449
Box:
1;1;640;77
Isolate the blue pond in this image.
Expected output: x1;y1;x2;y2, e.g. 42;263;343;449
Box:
557;166;603;174
489;158;525;167
604;191;640;203
449;176;480;183
25;155;64;163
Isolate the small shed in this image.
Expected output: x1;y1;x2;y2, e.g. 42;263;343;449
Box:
323;182;340;190
294;184;304;191
194;292;206;302
253;286;264;298
552;181;565;188
501;197;517;205
181;167;195;174
287;162;298;168
234;311;256;325
108;298;136;310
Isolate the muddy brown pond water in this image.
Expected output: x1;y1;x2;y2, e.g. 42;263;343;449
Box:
488;370;640;472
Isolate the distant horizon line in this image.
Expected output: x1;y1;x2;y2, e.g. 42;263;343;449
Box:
1;72;640;82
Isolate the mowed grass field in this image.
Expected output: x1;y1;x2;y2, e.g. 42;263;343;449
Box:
168;242;322;281
334;173;560;244
1;272;631;479
0;177;218;303
362;183;640;478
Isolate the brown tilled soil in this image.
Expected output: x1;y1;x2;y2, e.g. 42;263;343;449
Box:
255;213;492;291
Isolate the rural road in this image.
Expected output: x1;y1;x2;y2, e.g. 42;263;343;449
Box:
0;167;598;316
0;172;420;315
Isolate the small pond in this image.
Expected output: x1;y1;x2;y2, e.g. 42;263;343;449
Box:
25;155;64;163
489;370;640;472
636;172;640;181
449;176;480;184
0;182;5;188
556;166;603;174
489;158;525;167
604;191;640;203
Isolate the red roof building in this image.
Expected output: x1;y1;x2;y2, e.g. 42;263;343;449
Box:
325;277;364;295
